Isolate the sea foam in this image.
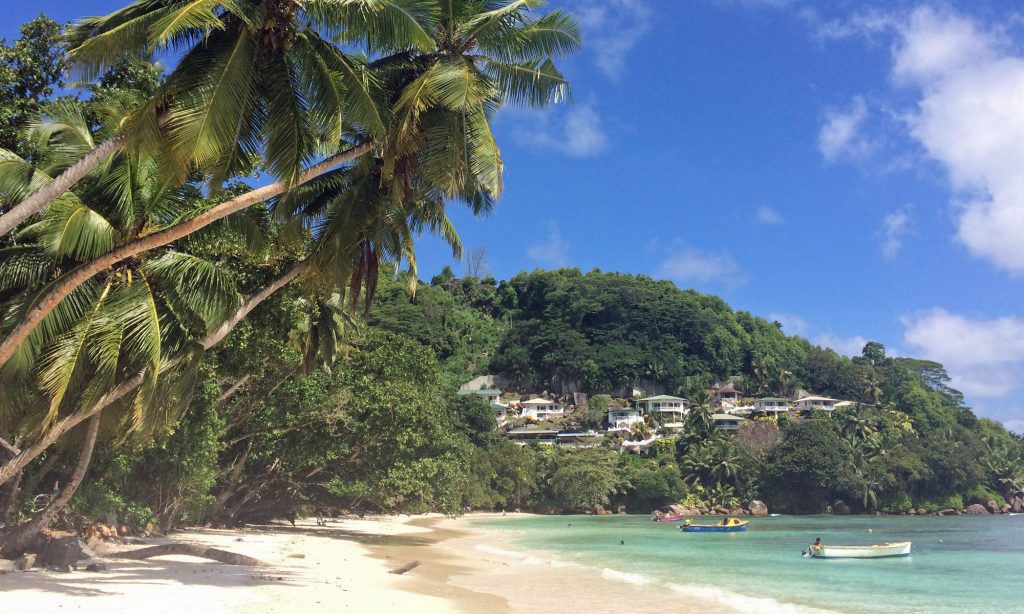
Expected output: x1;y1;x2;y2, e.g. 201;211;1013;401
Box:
666;582;829;613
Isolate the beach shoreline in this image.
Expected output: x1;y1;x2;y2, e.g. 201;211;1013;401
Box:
0;515;507;613
0;512;744;613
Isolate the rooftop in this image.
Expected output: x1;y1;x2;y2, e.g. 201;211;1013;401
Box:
756;397;789;403
637;395;687;402
712;413;747;421
521;398;559;405
794;396;838;403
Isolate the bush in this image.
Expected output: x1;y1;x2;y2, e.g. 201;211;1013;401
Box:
965;485;1004;505
920;494;964;512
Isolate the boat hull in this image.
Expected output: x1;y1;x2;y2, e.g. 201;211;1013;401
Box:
680;523;748;532
653;514;686;522
809;542;911;559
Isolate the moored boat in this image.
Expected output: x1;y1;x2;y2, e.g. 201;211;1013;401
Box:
807;542;911;559
678;517;748;532
652;513;686;522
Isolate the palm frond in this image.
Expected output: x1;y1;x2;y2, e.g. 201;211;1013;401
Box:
481;57;569;107
40;197;118;261
307;0;438;53
163;25;259;175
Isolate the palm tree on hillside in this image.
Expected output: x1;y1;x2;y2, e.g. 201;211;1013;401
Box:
0;0;580;371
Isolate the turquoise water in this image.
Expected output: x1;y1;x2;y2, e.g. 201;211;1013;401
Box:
470;514;1024;613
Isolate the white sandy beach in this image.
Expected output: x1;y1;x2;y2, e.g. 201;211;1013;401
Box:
0;516;503;613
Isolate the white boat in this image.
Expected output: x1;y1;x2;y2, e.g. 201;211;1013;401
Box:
808;542;911;559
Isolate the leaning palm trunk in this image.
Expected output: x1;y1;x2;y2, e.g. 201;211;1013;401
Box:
0;260;309;487
0;413;100;558
0;142;372;368
0;135;127;239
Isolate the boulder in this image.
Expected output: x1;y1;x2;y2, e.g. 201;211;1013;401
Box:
0;560;15;573
906;509;915;515
615;505;627;514
38;535;94;568
14;554;36;570
748;500;768;516
963;504;989;515
1000;503;1010;514
833;502;851;515
916;509;927;516
1011;497;1023;514
986;500;1001;515
937;508;957;516
668;504;686;516
714;507;730;515
84;563;108;572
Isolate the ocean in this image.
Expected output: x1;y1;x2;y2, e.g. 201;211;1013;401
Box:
466;513;1024;613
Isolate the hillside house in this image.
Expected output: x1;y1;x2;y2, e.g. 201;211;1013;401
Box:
635;395;689;429
519;398;564;421
753;397;789;416
793;396;839;412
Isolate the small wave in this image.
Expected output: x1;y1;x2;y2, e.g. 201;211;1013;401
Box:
600;568;649;585
473;544;530;559
667;583;820;613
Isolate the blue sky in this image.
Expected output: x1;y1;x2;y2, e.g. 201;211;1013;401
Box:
3;1;1023;431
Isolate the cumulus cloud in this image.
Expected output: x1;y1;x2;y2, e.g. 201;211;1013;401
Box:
818;95;874;161
815;332;870;358
757;206;785;225
526;222;570;267
770;313;810;336
572;0;651;79
880;206;911;258
890;7;1024;274
657;244;743;286
515;103;609;157
901;309;1024;398
768;312;869;356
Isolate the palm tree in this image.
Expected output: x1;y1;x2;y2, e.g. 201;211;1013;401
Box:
0;0;580;370
0;0;395;239
710;442;744;487
841;405;879;440
0;138;244;439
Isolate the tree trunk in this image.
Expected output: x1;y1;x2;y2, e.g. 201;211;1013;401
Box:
116;543;266;566
0;142;371;368
0;135;128;239
0;260;309;487
217;374;251;403
0;470;21;525
0;414;100;557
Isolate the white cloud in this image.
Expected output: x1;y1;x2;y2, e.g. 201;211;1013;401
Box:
813;9;894;41
1003;416;1024;435
815;332;870;357
515;103;609;157
768;312;869;356
526;222;570;267
770;313;810;336
572;0;651;79
657;244;743;286
889;7;1024;274
901;309;1024;398
818;95;874;162
880;205;911;258
756;206;784;225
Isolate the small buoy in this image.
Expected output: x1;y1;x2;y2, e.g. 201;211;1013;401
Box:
867;528;872;533
939;539;943;543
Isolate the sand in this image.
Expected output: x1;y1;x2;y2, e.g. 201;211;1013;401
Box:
0;516;505;613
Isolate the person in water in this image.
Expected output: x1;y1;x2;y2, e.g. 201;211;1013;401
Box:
813;537;823;550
